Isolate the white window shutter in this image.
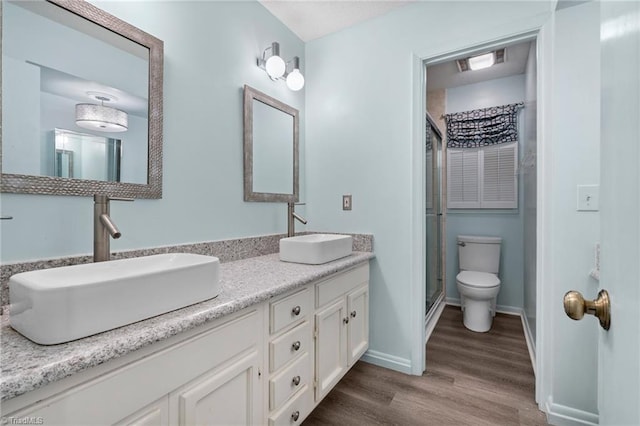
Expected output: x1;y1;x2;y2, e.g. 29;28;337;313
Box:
447;143;517;210
447;148;480;208
481;143;518;208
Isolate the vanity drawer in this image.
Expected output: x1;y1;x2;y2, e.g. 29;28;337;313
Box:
268;385;313;426
270;288;312;334
316;264;369;308
270;321;311;373
269;352;311;411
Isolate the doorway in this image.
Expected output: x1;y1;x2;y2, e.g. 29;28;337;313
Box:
422;35;538;361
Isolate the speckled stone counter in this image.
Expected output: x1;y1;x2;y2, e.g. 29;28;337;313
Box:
0;252;374;401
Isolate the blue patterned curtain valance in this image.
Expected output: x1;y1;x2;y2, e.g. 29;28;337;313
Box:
444;102;524;148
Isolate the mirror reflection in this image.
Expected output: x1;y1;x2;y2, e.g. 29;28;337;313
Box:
2;0;149;186
243;85;299;203
53;129;123;182
252;100;294;194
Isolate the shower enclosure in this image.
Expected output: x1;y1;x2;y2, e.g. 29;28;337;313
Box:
425;113;444;314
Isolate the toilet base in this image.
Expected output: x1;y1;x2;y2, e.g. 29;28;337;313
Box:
461;298;494;332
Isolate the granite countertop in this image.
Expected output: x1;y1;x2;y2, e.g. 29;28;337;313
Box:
0;252;374;401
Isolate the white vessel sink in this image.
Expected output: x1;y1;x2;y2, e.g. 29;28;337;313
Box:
9;253;220;345
280;234;353;265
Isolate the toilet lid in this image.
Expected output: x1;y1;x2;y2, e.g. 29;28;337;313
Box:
456;271;501;288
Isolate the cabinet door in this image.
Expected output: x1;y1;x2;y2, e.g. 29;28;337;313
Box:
172;350;261;426
347;284;369;366
114;396;169;426
314;298;347;401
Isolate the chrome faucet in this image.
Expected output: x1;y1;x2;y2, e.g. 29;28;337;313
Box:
94;195;133;262
287;202;307;237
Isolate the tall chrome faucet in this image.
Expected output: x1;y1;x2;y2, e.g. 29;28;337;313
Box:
94;195;133;262
287;202;307;237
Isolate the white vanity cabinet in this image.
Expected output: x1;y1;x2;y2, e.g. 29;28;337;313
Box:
265;287;315;425
3;261;370;426
314;264;369;401
4;307;264;426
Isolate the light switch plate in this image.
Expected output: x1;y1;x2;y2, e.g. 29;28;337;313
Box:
342;194;352;211
577;184;599;211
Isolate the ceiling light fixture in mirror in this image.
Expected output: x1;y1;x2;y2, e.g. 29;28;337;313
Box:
1;0;164;198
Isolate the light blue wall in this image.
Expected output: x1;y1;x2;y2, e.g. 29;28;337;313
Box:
445;74;526;310
305;2;551;371
1;1;306;262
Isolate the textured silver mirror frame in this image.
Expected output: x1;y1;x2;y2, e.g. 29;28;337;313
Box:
243;85;299;203
0;0;164;199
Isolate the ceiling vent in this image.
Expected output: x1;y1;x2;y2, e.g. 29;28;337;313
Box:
456;48;506;72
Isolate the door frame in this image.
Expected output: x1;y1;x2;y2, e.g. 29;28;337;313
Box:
409;29;545;384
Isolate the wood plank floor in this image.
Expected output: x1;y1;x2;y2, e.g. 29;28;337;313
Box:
303;305;547;425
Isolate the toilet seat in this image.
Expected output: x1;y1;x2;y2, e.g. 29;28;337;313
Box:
456;271;500;288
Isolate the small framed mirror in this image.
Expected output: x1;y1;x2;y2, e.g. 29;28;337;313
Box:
1;0;163;198
243;85;299;203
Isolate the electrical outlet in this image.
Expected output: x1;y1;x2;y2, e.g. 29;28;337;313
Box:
342;194;352;211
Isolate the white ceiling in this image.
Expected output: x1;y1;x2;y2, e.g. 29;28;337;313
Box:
258;0;415;42
426;41;532;91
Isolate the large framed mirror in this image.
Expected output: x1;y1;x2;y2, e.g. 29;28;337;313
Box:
1;0;163;198
243;85;299;203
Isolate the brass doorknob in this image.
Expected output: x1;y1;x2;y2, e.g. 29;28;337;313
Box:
563;289;610;330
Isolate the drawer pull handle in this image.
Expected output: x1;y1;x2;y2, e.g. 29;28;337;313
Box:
343;317;349;324
292;375;301;386
351;310;357;318
292;341;301;351
291;410;300;421
292;305;301;316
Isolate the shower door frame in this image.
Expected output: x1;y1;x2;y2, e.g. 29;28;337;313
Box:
424;112;446;323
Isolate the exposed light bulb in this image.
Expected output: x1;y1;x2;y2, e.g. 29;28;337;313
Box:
265;55;286;79
286;69;305;91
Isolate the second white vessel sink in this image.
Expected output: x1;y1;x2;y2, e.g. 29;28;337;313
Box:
9;253;220;345
280;234;353;265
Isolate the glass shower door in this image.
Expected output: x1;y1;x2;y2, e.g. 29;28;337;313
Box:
425;114;443;314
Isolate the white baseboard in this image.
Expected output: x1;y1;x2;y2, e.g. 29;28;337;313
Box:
521;311;537;377
360;350;413;375
545;397;598;426
425;295;446;343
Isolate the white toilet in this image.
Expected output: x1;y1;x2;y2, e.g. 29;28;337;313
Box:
456;235;502;332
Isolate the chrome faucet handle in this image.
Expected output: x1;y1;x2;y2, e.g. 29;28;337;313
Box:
294;202;306;206
108;196;134;202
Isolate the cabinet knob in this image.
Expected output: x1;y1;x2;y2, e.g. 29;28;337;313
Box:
292;305;301;316
292;341;301;351
291;410;300;422
343;317;349;324
350;310;357;318
292;375;301;386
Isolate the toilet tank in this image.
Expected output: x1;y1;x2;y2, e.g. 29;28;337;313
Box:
458;235;502;274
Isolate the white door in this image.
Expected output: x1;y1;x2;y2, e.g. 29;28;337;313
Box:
598;1;640;424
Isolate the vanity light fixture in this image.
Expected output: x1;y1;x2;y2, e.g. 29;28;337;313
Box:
286;56;305;91
259;42;286;79
75;92;128;133
258;42;305;91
